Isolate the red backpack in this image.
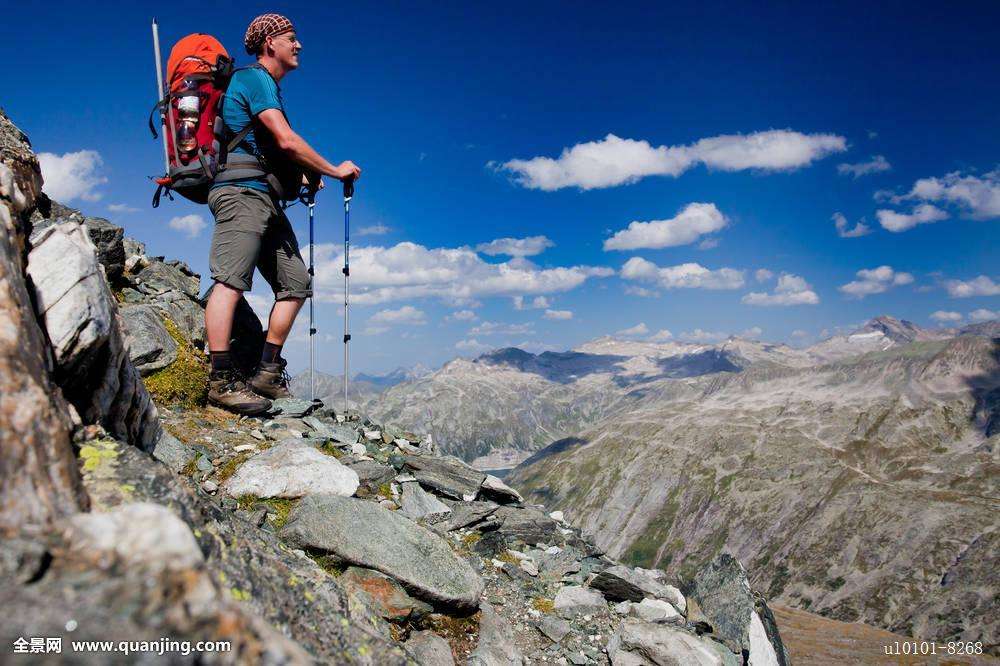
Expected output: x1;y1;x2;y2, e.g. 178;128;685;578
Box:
149;33;268;207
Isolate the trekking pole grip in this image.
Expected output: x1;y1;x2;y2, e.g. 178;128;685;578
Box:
343;178;354;200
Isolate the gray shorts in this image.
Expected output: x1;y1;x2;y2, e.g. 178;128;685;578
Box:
207;186;312;299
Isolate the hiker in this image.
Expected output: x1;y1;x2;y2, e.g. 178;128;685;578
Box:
204;13;361;415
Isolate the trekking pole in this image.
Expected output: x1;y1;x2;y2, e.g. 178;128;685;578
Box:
151;18;169;174
307;195;316;403
342;179;354;417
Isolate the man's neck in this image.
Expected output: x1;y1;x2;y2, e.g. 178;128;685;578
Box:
257;57;286;83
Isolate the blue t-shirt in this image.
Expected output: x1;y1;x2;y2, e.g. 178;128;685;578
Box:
214;66;284;192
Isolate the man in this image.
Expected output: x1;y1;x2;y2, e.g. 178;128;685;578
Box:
205;13;361;415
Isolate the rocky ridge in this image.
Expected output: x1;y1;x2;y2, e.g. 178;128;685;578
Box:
0;108;792;664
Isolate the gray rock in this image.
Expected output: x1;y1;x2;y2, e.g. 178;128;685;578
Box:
280;494;484;610
224;439;359;499
120;304;177;374
591;565;680;605
133;259;200;298
62;502;203;574
271;397;317;418
399;482;452;522
121;287;144;303
201;480;218;493
26;222;113;371
687;554;788;662
553;585;605;618
495;505;561;546
345;459;396;487
607;619;726;665
151;293;205;348
468;601;523;666
301;415;336;438
748;610;781;666
536;615;571;643
630;598;682;624
151;430;194;473
442;501;499;531
405;630;455;666
480;474;524;504
122;236;146;261
404;455;485;500
340;566;433;622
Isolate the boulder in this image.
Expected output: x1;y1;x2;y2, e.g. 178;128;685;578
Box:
686;554;789;663
0;153;87;532
399;481;452;522
479;474;524;504
468;601;523;666
152;430;195;474
27;222;114;372
120;304;177;374
404;630;455;666
271;397;317;418
630;598;682;624
150;291;205;348
554;585;606;618
340;566;433;622
591;565;684;609
26;219;162;451
443;501;499;532
495;505;561;546
224;439;360;499
280;494;484;610
134;259;200;298
607;619;731;666
403;455;485;500
536;615;571;643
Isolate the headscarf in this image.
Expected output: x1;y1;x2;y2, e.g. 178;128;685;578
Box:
244;13;295;55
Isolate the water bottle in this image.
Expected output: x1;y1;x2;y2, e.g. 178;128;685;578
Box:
176;79;200;154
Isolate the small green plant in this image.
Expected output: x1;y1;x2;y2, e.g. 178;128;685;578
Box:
144;317;209;408
531;597;555;613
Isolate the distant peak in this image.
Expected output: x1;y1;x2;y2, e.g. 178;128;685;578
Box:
855;315;932;344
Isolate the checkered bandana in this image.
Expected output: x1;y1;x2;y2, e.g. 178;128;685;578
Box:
244;13;295;55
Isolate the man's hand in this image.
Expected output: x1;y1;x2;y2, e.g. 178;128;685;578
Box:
302;172;325;192
334;160;361;182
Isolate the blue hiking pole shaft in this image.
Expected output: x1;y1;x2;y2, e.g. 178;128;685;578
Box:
308;200;316;402
343;180;353;415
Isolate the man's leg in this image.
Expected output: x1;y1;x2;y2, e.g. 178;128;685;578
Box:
265;297;305;346
205;282;245;353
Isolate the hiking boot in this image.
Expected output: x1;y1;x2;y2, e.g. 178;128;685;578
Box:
249;359;294;399
208;369;273;415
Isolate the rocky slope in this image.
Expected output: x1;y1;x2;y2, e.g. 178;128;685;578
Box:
0;108;796;665
509;332;1000;654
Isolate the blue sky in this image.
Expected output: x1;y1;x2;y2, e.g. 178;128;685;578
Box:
3;1;998;374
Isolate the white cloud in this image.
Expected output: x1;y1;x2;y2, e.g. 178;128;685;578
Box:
455;338;492;354
604;202;728;251
876;204;948;232
680;328;728;343
741;273;820;306
837;155;891;178
476;235;554;257
243;293;271;325
740;326;763;338
791;329;810;338
839;265;914;298
754;269;774;283
930;310;963;323
309;241;613;306
356;224;391;236
892;169;1000;220
969;308;997;322
469;321;534;336
496;129;846;191
944;276;1000;298
544;309;573;320
37;150;107;202
107;203;139;214
616;323;649;337
620;257;745;290
513;295;551;310
369;305;426;326
832;212;872;238
168;214;207;239
623;285;660;298
648;329;673;342
698;237;720;250
448;309;477;321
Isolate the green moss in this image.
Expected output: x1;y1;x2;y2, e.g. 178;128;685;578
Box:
78;438;119;472
235;496;297;530
531;597;555;613
306;549;347;577
377;482;393;499
217;452;252;483
230;587;251;601
144;316;209;408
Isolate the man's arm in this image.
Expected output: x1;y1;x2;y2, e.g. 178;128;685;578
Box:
257;109;361;182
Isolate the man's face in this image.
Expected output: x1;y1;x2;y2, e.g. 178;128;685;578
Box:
267;31;301;70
